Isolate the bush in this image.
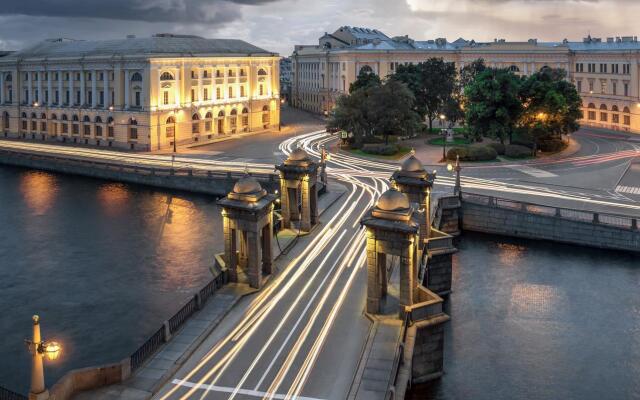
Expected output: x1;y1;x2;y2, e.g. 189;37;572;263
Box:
538;138;566;153
505;144;532;158
447;145;497;161
362;143;399;156
488;142;505;155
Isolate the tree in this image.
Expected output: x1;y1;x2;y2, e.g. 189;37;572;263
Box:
369;79;421;144
391;58;457;131
464;68;522;144
459;58;487;91
349;66;381;93
328;79;420;146
518;68;581;150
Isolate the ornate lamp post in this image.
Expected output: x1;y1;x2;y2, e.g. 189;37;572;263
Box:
447;155;462;197
439;114;447;162
25;315;61;400
320;144;330;192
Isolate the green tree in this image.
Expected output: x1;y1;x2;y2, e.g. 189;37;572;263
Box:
328;79;419;146
459;58;487;91
464;68;523;144
349;66;381;93
519;68;581;151
391;58;457;131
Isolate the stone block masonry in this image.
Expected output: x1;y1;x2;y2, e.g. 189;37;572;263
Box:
461;194;640;252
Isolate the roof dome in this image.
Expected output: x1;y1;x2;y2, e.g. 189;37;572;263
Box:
401;155;425;173
288;148;310;162
233;175;262;195
376;189;410;212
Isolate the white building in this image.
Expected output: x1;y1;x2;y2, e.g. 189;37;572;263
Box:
0;34;281;151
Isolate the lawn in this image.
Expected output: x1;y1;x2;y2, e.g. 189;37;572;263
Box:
348;146;413;160
427;137;472;146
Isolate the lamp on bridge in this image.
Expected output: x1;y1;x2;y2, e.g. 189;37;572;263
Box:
447;155;461;197
24;315;62;400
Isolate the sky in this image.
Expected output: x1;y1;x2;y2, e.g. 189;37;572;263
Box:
0;0;636;55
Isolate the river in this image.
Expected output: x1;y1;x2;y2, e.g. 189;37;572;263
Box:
0;166;222;394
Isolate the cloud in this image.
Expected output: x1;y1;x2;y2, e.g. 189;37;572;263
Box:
0;0;278;23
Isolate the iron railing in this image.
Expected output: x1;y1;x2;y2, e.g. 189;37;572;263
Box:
168;297;198;334
462;192;639;230
0;386;27;400
130;326;166;372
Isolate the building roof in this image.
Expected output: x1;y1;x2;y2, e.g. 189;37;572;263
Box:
8;34;275;60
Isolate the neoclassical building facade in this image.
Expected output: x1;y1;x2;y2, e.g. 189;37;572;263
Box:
0;34;281;151
292;26;640;134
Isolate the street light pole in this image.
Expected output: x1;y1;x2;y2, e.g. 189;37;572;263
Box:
439;114;446;162
29;316;47;400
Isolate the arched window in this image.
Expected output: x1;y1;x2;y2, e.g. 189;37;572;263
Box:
600;104;608;110
40;113;47;133
30;113;37;131
204;111;212;132
192;113;200;134
160;72;174;81
95;116;103;123
129;118;138;140
218;110;225;117
5;73;11;82
107;116;114;138
61;114;68;120
83;115;91;136
217;110;225;134
241;107;249;130
50;114;57;120
130;72;142;81
623;106;631;113
612;105;619;112
31;112;37;119
40;113;46;120
21;112;27;131
229;109;237;132
257;68;268;76
166;116;175;138
359;65;373;74
21;112;27;118
83;115;90;122
509;65;520;72
588;103;596;109
95;116;103;136
72;115;79;121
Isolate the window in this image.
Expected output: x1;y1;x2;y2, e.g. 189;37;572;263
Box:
259;84;264;96
509;65;520;72
88;72;92;81
216;87;221;99
601;81;607;94
216;70;222;78
76;90;81;105
135;91;141;107
613;81;617;95
99;72;104;81
163;91;169;105
228;69;235;77
613;113;620;124
95;125;102;136
55;90;59;104
191;88;195;102
623;64;631;74
228;87;233;98
191;70;196;79
45;90;48;103
99;91;104;105
600;112;608;122
258;69;268;76
88;91;92;105
203;70;209;78
240;69;246;77
624;83;629;97
192;113;200;134
612;64;619;74
107;117;114;137
131;72;142;82
205;112;212;132
240;86;245;97
230;109;237;130
204;88;208;101
577;81;582;92
242;108;249;128
129;118;138;139
589;81;594;93
588;111;596;120
160;72;174;81
599;63;607;73
65;91;70;105
166;116;175;138
624;115;631;125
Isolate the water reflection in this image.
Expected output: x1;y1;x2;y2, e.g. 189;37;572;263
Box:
19;171;58;215
96;183;130;216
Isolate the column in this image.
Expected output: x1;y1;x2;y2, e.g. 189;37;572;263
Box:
0;73;4;105
366;237;381;314
80;70;86;105
69;70;74;105
197;67;203;102
36;72;42;104
27;72;33;105
280;179;290;229
124;69;130;109
91;70;97;108
58;70;63;105
262;219;273;275
223;217;238;283
104;69;109;107
174;68;180;107
141;68;149;110
114;66;122;109
399;243;415;316
247;230;261;289
47;71;52;105
300;178;311;231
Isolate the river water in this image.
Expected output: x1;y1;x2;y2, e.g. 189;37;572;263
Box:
2;166;639;398
0;166;222;394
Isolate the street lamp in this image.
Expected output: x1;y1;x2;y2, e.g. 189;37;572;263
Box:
25;315;62;400
320;145;329;193
447;155;462;197
439;114;447;162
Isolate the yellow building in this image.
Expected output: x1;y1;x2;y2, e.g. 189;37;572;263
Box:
0;34;281;151
292;26;640;134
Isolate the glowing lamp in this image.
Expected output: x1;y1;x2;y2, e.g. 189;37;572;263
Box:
43;341;61;361
447;163;454;172
439;114;445;120
33;102;39;107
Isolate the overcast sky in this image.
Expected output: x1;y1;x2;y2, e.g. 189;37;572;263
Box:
0;0;635;55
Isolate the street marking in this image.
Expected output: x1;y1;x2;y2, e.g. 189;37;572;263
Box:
507;165;557;178
616;185;640;195
273;151;284;156
170;379;325;400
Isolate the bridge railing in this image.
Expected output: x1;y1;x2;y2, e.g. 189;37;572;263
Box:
0;386;27;400
462;192;639;230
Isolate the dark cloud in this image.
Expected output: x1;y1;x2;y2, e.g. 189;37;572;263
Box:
0;0;279;23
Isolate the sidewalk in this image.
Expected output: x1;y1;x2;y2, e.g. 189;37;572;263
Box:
73;183;346;400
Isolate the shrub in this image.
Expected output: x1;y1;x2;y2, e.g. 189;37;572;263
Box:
538;139;566;153
488;142;505;155
505;144;532;158
447;145;497;161
361;143;399;156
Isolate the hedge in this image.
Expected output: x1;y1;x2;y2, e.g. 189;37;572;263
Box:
447;145;497;161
